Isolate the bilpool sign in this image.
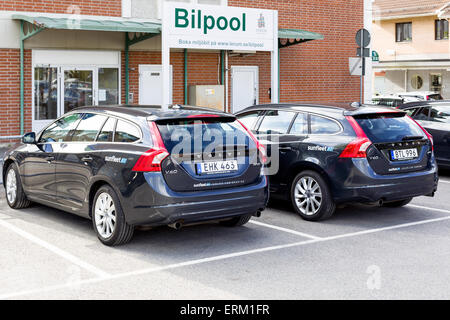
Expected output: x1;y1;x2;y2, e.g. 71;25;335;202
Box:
163;3;276;51
161;3;279;109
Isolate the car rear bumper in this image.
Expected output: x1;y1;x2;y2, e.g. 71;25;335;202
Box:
123;173;269;226
330;158;439;203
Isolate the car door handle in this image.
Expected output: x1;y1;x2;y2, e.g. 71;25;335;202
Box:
279;146;292;152
45;156;55;162
81;156;93;163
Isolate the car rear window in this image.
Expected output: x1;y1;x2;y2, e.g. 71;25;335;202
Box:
157;118;250;155
354;113;424;143
430;105;450;123
428;94;443;100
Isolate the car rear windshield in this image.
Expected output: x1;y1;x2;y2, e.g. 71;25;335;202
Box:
354;113;424;143
428;94;443;100
156;118;251;155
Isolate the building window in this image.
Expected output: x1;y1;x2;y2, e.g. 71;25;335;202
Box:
435;19;449;40
411;75;423;90
34;67;58;120
396;22;412;42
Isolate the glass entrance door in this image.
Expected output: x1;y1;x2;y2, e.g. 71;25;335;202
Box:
61;68;97;113
33;65;119;133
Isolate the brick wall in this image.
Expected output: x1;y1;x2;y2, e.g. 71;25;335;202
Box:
0;49;32;138
228;0;364;103
122;51;225;105
0;0;121;16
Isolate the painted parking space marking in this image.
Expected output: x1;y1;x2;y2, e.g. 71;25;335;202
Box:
2;212;450;299
408;204;450;215
440;180;450;184
249;220;322;240
0;219;110;279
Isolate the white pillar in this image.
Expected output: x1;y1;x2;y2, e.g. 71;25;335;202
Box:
161;1;171;111
271;10;279;103
364;0;373;103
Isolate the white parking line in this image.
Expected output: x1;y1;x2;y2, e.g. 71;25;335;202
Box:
2;213;450;299
440;180;450;184
249;220;322;240
408;204;450;215
0;219;110;279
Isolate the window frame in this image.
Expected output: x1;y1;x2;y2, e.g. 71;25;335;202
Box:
287;112;308;135
396;22;412;42
38;112;84;144
37;112;143;144
236;110;263;132
435;19;449;40
255;110;297;135
308;113;343;136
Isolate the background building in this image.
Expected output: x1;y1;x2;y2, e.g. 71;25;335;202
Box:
0;0;368;142
372;0;450;98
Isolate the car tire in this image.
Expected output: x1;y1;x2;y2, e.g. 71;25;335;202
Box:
290;170;336;221
4;163;31;209
383;198;412;208
92;185;134;246
220;214;252;227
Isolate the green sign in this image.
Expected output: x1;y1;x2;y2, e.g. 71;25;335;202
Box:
372;50;379;62
175;8;246;35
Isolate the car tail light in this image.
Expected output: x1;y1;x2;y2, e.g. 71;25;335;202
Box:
237;120;267;164
408;115;434;151
132;122;169;172
339;116;372;158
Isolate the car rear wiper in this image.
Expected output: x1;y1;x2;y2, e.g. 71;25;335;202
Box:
402;135;424;141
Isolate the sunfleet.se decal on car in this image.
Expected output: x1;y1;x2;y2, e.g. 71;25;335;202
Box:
105;156;127;164
307;145;334;152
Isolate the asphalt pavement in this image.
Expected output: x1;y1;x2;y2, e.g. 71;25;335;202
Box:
0;168;449;299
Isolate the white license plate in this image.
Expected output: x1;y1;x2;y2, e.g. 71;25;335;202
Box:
390;148;418;160
196;160;238;175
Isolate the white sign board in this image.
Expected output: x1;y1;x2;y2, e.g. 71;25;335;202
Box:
349;57;363;76
162;3;278;109
163;3;276;51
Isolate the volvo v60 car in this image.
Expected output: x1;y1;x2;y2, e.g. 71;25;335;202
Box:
3;105;268;246
397;100;450;168
235;103;438;221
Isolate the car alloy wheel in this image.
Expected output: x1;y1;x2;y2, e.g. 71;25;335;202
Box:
6;168;17;205
94;192;117;239
293;176;322;216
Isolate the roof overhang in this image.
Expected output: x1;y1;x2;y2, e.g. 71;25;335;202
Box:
12;14;161;34
13;14;323;49
278;28;324;48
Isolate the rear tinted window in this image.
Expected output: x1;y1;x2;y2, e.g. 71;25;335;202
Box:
354;114;424;143
372;98;403;108
429;105;450;123
114;120;141;142
157;119;249;155
310;115;341;134
97;117;116;142
428;94;443;100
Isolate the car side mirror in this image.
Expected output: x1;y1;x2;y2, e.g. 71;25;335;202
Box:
22;132;36;144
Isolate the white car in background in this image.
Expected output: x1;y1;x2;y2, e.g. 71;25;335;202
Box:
397;91;443;102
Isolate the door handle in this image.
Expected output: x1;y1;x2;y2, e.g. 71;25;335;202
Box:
279;146;292;152
45;156;55;162
81;156;93;163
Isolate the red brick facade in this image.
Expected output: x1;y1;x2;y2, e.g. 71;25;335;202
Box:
0;0;121;16
0;49;32;138
0;0;363;139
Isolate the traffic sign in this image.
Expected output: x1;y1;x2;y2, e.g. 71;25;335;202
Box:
356;47;370;57
356;28;370;48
